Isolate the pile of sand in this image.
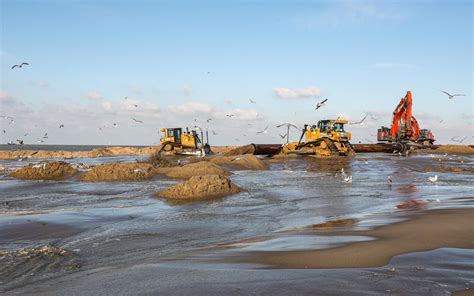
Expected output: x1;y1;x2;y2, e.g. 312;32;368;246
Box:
9;161;77;180
211;146;237;154
156;174;240;203
210;154;267;170
80;162;155;181
156;161;229;179
224;144;256;156
416;145;474;155
144;152;176;167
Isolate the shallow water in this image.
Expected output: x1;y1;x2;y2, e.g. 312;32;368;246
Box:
0;152;473;293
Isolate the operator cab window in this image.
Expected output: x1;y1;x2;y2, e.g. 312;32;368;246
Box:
333;123;344;132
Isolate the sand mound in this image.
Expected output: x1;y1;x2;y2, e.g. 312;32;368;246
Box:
156;174;240;203
80;162;155;181
210;154;267;170
416;145;474;155
145;152;175;167
224;144;256;156
9;161;77;180
156;161;229;179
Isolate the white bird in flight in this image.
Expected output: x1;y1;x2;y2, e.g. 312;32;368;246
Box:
257;126;268;134
315;98;328;110
249;99;256;104
428;175;438;183
350;114;368;125
440;90;466;99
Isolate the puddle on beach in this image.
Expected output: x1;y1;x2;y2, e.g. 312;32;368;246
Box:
0;153;473;294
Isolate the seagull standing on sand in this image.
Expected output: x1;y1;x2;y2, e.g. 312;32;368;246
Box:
440;90;466;100
11;62;29;69
315;98;328;110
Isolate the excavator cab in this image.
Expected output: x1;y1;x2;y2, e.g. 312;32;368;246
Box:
418;129;436;145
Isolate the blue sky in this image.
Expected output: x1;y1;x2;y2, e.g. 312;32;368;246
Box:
1;0;472;145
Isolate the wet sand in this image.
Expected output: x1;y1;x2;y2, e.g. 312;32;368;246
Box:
1;151;473;295
236;208;474;268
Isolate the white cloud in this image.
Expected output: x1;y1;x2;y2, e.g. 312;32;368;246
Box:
168;102;215;115
85;91;104;101
273;87;321;99
226;108;259;120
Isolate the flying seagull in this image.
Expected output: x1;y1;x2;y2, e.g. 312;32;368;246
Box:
440;90;466;100
134;104;138;108
43;133;48;139
131;118;144;123
11;62;29;69
279;133;287;139
59;124;64;128
37;138;45;143
276;123;301;130
349;114;368;125
212;130;217;135
256;126;268;134
249;99;256;104
113;123;118;128
315;98;328;110
226;114;234;118
206;118;212;123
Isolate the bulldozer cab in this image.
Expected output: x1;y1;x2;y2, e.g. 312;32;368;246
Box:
317;120;346;133
160;128;182;144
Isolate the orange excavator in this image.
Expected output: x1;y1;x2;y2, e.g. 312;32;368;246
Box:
377;91;435;151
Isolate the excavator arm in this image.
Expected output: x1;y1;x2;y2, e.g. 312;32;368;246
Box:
391;91;415;141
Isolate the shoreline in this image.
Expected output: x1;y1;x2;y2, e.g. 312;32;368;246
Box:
235;208;474;269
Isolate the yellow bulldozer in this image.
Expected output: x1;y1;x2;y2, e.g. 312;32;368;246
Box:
282;119;354;156
159;127;211;156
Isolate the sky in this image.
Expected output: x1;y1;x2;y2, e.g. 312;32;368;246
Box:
1;0;472;146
